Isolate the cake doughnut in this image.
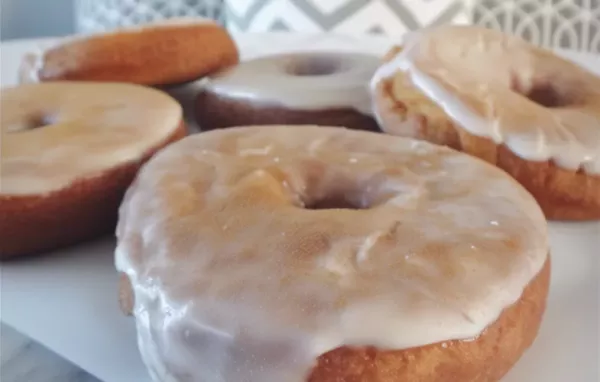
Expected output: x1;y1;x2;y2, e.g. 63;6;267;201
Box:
371;25;600;221
19;18;239;86
195;52;381;132
116;125;550;382
0;82;185;259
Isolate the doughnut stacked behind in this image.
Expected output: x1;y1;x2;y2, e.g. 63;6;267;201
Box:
19;18;239;87
196;52;381;132
116;125;550;382
371;25;600;221
0;82;186;259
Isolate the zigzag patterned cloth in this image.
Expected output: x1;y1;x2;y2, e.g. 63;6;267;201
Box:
225;0;468;36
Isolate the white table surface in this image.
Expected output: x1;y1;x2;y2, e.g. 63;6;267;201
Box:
1;33;599;382
1;323;99;382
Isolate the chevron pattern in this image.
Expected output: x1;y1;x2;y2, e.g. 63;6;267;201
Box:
225;0;468;36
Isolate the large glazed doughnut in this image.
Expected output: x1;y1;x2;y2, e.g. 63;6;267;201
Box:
116;125;550;382
19;18;239;86
0;82;186;259
195;52;381;131
371;25;600;221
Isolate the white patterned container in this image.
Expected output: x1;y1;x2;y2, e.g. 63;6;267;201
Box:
225;0;468;37
469;0;600;53
75;0;225;34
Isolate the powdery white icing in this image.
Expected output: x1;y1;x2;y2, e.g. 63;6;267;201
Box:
1;82;182;195
371;26;600;175
115;125;549;382
205;52;381;115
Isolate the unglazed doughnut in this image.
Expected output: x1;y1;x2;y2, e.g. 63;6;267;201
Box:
19;17;239;86
0;82;186;259
371;25;600;221
116;125;550;382
195;52;381;131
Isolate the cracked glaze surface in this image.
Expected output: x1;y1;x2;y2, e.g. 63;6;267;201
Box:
116;125;548;382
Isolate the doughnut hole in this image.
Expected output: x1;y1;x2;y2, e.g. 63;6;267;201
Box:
302;176;406;210
28;113;56;129
5;113;56;133
510;74;571;108
305;193;368;210
286;55;344;77
294;165;416;211
524;83;566;108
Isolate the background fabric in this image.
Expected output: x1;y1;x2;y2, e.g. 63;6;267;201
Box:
225;0;468;36
75;0;226;33
470;0;600;53
225;0;599;52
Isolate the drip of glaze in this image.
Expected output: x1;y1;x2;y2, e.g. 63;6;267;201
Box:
115;126;549;382
370;26;600;175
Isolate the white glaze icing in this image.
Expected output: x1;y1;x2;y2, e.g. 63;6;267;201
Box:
1;82;182;195
371;26;600;175
18;51;43;84
115;125;549;382
204;52;381;115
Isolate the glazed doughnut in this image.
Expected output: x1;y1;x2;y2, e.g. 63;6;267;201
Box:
371;25;600;221
0;82;185;259
19;18;239;86
116;125;550;382
195;52;381;131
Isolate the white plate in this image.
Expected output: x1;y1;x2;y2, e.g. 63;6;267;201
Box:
1;33;599;382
